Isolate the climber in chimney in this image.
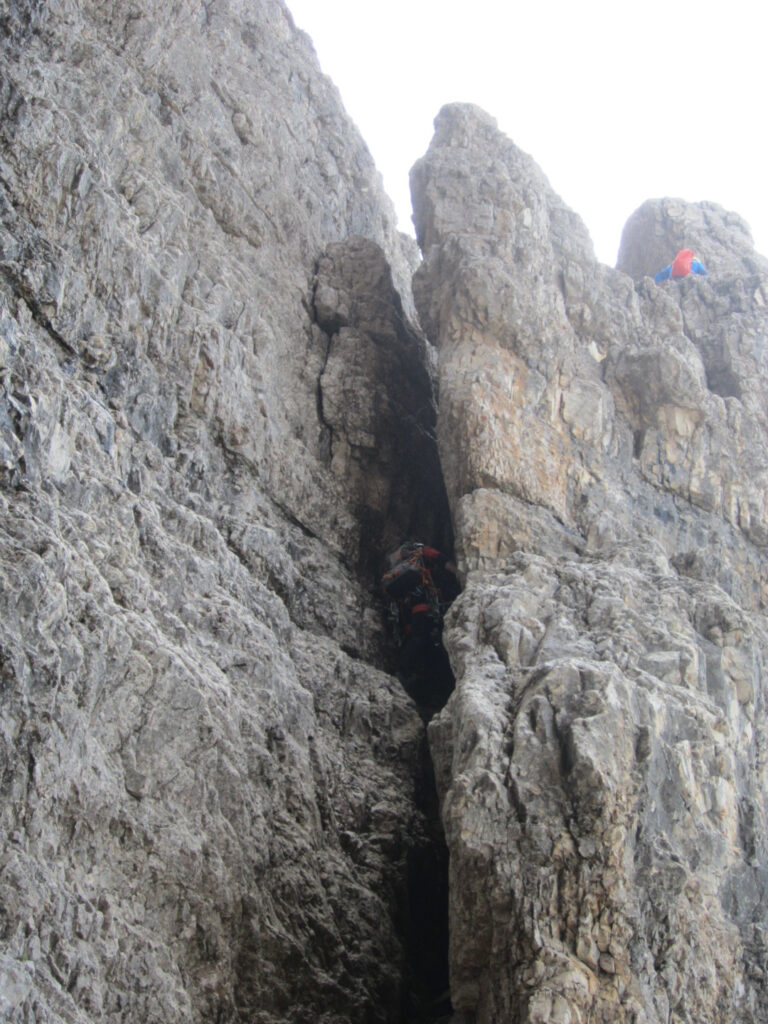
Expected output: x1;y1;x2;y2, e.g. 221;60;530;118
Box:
654;248;708;284
381;542;458;704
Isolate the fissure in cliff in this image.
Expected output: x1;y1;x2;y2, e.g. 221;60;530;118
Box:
311;234;458;1020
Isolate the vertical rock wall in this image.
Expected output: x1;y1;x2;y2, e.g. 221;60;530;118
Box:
4;2;768;1022
0;2;450;1021
412;104;768;1023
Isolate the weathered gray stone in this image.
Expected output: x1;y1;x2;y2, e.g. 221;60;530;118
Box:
0;2;449;1021
413;102;768;1023
4;3;768;1023
617;197;768;282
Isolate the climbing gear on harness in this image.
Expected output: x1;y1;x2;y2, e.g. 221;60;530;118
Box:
381;542;441;615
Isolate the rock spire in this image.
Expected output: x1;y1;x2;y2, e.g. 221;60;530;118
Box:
413;101;768;1023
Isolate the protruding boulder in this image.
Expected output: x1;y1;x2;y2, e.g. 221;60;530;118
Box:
617;197;768;280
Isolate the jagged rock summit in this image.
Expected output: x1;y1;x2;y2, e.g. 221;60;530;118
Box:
414;102;768;1023
2;7;768;1024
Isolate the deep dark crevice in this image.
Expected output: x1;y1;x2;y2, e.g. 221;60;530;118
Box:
371;473;455;1019
312;285;335;462
385;559;456;1023
311;236;457;1020
400;733;453;1023
375;346;455;1021
738;798;757;862
704;364;742;401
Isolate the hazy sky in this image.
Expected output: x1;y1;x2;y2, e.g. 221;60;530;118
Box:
287;0;766;266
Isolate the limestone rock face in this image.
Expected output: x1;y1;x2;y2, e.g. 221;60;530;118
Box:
413;104;768;1023
4;2;768;1022
0;2;448;1022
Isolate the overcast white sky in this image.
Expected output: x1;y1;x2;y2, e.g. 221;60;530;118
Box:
287;0;766;266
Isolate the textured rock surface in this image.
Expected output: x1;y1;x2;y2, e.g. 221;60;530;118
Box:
617;198;768;283
4;2;768;1023
0;2;450;1022
413;104;768;1023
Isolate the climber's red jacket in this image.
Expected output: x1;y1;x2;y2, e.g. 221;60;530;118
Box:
409;547;445;614
671;249;695;277
655;249;708;283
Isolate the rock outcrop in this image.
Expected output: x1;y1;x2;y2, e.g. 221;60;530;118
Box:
3;3;768;1024
0;2;450;1021
413;104;768;1023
